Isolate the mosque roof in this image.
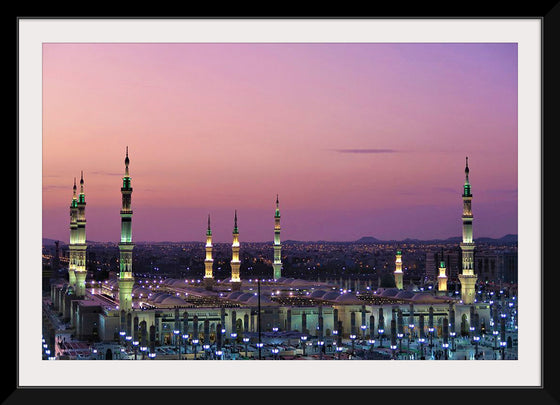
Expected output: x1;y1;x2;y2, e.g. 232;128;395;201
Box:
160;296;187;306
334;293;362;304
395;290;416;300
380;288;400;298
309;290;328;298
321;291;342;301
412;292;438;303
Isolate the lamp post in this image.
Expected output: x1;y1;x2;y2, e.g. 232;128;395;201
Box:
390;319;397;359
182;333;189;359
271;347;279;359
442;316;449;360
243;336;250;359
419;314;425;360
173;329;180;359
300;335;308;356
192;339;199;360
230;332;238;360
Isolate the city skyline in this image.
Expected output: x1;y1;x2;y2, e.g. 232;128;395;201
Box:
42;42;518;243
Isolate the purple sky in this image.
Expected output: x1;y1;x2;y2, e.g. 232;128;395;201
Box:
42;43;518;242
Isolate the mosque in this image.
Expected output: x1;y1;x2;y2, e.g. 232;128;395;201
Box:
49;150;494;359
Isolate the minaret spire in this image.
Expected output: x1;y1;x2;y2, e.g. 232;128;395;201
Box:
394;248;403;289
231;210;241;287
458;156;477;304
74;171;87;297
68;178;79;291
204;214;214;288
437;247;448;295
273;195;282;279
118;147;135;312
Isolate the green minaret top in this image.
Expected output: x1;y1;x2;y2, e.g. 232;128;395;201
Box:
123;147;131;189
233;210;238;234
71;177;78;207
78;171;85;204
207;214;212;236
275;194;280;218
463;156;472;197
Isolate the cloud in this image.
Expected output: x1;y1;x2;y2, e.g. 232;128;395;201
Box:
89;171;122;176
333;148;398;154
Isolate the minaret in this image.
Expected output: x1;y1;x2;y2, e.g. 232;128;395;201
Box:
458;157;477;304
272;195;282;280
394;248;403;289
437;248;448;295
68;178;78;291
74;171;88;297
230;210;241;288
203;214;214;289
118;147;135;311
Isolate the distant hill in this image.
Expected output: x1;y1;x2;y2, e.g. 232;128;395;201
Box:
356;236;383;243
355;234;517;244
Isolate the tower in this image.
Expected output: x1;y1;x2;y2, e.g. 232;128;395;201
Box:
394;249;403;289
230;210;241;288
68;178;78;291
203;214;215;289
437;248;448;295
74;171;88;297
118;147;135;311
458;157;477;304
272;195;282;280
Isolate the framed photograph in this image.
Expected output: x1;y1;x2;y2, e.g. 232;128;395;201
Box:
16;11;555;403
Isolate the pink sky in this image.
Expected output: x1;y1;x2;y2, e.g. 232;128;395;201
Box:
42;43;517;242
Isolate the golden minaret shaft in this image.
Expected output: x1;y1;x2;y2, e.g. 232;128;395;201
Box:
204;215;214;280
230;210;241;284
68;178;78;291
272;195;282;280
118;147;135;311
74;172;87;297
394;249;403;289
437;249;448;294
458;156;477;304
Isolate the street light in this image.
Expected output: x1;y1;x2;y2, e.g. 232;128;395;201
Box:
300;335;308;356
182;334;189;359
378;329;384;348
317;340;324;360
243;337;250;358
192;339;199;360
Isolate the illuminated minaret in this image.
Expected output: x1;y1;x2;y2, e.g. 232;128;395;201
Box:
74;171;88;297
394;249;403;289
458;157;477;304
118;147;135;311
437;248;448;295
68;178;78;291
203;214;214;289
272;195;282;280
230;210;241;286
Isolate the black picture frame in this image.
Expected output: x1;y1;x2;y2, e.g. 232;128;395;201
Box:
13;7;557;404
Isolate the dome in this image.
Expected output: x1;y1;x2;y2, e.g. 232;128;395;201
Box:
246;295;273;305
151;293;170;303
132;287;151;296
321;291;342;301
395;290;415;300
310;290;327;299
161;296;187;306
226;291;244;300
171;279;189;288
334;293;362;304
412;292;437;303
381;288;400;297
237;293;256;302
